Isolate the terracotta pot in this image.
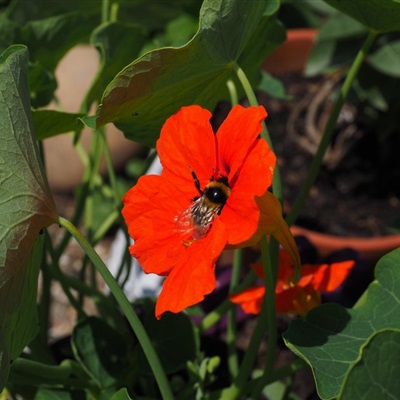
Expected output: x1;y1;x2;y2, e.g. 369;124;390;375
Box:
262;28;317;75
290;226;400;263
262;28;400;264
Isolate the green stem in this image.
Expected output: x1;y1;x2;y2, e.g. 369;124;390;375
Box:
249;237;278;399
233;63;283;202
99;129;121;208
220;303;269;400
226;79;239;106
286;30;378;226
227;249;243;377
9;358;95;389
198;270;257;334
46;231;86;316
57;216;175;400
101;0;110;23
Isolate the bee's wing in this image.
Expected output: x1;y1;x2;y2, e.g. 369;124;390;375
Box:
174;204;195;233
174;199;210;240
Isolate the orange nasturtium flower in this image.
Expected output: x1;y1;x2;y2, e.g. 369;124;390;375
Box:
230;249;355;316
122;104;299;318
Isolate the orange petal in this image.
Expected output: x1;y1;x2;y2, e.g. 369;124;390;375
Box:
255;192;301;278
216;105;268;179
221;138;276;246
122;174;192;276
302;261;355;292
156;105;216;187
155;218;228;319
221;191;262;246
229;286;265;314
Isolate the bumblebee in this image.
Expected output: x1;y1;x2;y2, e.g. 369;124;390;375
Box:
175;171;231;241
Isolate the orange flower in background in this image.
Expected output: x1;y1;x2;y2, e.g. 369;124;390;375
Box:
230;249;355;316
122;105;299;318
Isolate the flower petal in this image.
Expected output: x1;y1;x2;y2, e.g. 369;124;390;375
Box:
255;192;301;276
302;261;355;292
221;139;276;245
216;105;268;179
155;218;227;318
276;286;321;316
122;174;193;276
229;286;265;314
156;105;216;187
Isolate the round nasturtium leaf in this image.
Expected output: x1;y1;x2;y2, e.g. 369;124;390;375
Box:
323;0;400;33
0;44;57;391
283;248;400;400
95;0;284;146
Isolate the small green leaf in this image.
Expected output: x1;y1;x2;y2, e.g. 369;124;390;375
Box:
258;71;291;100
71;317;129;388
340;330;400;399
32;110;85;140
28;61;57;108
110;388;133;400
135;301;199;375
34;388;86;400
368;40;400;77
80;115;97;130
0;44;57;391
323;0;400;33
96;0;284;146
283;248;400;399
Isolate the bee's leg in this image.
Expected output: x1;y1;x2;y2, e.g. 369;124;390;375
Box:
191;170;203;195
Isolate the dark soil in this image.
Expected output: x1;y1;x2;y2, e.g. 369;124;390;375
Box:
257;73;400;237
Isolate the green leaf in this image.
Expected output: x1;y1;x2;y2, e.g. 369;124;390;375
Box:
4;0;100;25
34;388;86;400
28;61;57;108
20;11;99;71
340;329;400;399
110;388;133;400
317;12;367;42
0;16;21;54
71;317;129;388
135;300;199;375
96;0;284;146
322;0;400;33
283;248;400;399
0;237;43;391
83;21;147;110
32;110;85;140
0;44;57;390
258;71;291;100
368;40;400;77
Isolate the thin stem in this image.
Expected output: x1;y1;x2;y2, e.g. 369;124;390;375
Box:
219;303;269;400
286;30;378;226
101;0;110;23
249;237;278;399
233;62;283;202
99;129;121;208
226;79;239;106
226;249;243;377
56;216;174;400
9;358;96;389
198;270;257;334
46;231;86;316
